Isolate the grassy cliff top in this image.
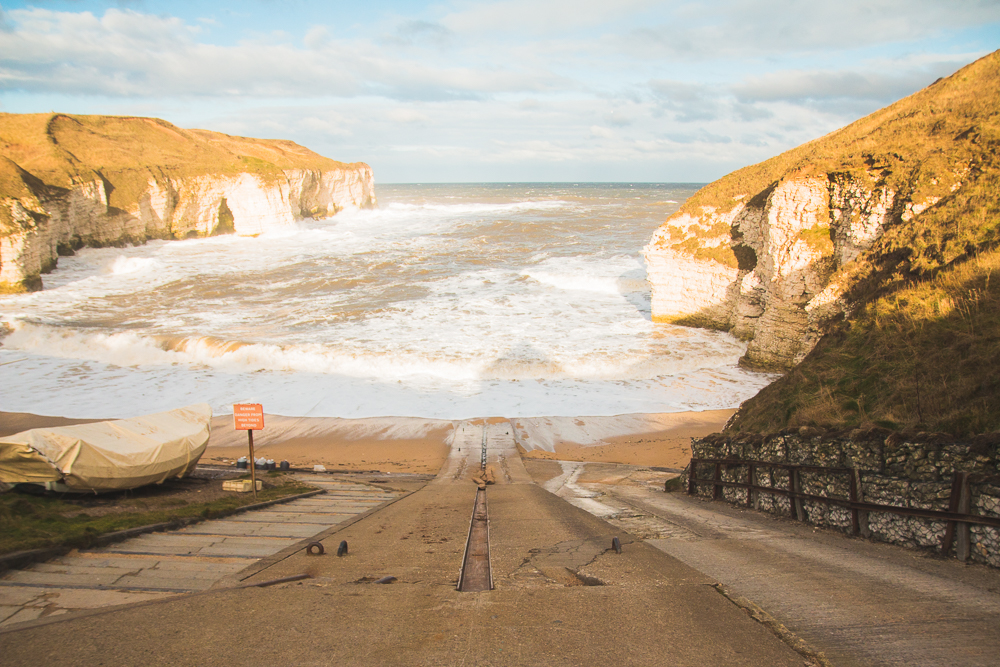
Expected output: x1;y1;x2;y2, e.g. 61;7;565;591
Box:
721;51;1000;438
676;51;1000;217
0;113;367;210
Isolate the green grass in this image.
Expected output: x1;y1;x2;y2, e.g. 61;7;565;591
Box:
0;473;314;556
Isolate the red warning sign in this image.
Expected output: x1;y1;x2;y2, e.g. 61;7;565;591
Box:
233;403;264;430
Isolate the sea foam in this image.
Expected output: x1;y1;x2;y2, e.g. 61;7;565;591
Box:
0;183;775;419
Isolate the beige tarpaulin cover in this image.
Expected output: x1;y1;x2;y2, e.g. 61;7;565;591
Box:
0;403;212;492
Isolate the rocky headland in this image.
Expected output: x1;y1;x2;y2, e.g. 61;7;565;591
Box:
644;51;1000;374
0;113;376;292
653;52;999;563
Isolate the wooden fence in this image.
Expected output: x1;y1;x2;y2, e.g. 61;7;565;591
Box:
687;457;1000;561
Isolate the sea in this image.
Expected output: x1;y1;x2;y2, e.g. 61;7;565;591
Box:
0;183;774;420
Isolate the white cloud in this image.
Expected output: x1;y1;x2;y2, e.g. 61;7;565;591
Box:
386;108;431;124
0;7;565;100
387;20;453;47
589;125;616;139
613;0;1000;59
303;25;330;50
732;54;984;104
441;0;660;34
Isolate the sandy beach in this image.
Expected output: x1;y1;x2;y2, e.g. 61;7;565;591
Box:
0;409;733;474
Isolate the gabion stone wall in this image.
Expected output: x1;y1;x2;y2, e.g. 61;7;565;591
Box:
689;427;1000;568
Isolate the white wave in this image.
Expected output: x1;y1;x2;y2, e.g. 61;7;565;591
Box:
0;183;769;420
1;320;751;383
522;255;645;296
525;270;622;295
106;255;161;275
381;200;570;215
0;348;774;420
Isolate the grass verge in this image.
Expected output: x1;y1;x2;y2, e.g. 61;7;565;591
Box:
0;472;314;556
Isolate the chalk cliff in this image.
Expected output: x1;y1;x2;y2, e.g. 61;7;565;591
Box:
644;51;1000;371
0;113;376;292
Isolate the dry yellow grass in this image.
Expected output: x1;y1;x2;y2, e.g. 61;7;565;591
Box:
728;247;1000;437
0;112;365;213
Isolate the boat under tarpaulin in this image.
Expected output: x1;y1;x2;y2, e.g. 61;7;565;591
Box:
0;403;212;493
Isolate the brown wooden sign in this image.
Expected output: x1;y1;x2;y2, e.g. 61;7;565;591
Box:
233;403;264;431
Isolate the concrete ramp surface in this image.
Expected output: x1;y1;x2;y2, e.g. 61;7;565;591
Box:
0;424;805;666
0;474;400;625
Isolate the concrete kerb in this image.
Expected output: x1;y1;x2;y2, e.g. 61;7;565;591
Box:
0;487;416;636
599;487;832;666
714;584;832;667
0;489;326;575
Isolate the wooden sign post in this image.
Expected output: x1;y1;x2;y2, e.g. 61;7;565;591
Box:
233;403;265;499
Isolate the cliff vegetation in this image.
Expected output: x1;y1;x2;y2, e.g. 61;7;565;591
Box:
0;113;354;213
645;50;1000;377
727;244;1000;437
644;50;1000;437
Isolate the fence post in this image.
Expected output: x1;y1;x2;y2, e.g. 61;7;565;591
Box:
746;463;755;509
687;459;697;495
941;472;968;557
956;474;972;562
849;469;870;538
713;462;722;500
849;469;860;536
789;467;806;521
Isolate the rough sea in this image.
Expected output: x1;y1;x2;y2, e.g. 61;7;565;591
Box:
0;183;774;419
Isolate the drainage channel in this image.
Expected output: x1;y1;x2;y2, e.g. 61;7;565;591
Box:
457;487;492;592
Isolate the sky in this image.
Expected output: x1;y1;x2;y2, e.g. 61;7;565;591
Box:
0;1;998;183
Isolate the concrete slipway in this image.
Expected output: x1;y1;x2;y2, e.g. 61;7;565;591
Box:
0;423;805;666
0;475;402;625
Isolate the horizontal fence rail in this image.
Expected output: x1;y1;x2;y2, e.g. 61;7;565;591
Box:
688;457;1000;560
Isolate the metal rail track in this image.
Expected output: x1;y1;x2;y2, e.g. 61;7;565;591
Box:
457;489;492;591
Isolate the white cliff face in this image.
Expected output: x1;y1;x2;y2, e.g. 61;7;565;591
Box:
644;243;739;326
1;164;376;292
829;174;896;265
644;175;897;370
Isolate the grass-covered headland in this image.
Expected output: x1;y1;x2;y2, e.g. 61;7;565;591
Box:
719;51;1000;437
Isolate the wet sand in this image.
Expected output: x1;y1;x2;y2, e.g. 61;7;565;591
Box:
513;410;734;469
204;415;453;474
0;409;731;474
